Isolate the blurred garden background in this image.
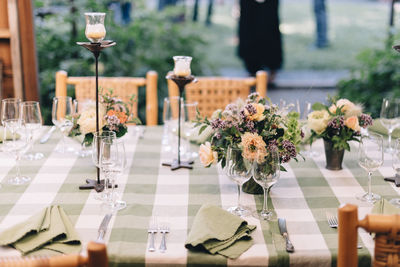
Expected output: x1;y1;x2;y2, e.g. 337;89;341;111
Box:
34;0;400;124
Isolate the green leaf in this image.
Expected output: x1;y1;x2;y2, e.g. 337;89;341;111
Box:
312;102;326;111
199;125;208;135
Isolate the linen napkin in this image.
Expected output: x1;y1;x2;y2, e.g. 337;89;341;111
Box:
185;204;256;259
0;205;81;256
368;119;400;139
371;198;400;215
0;126;18;142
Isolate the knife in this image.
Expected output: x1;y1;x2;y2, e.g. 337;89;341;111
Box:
278;218;295;253
97;213;112;242
39;126;56;144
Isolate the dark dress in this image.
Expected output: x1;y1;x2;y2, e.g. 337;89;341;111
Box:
238;0;283;76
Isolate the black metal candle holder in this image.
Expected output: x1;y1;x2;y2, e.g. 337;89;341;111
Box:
162;74;196;170
77;40;116;192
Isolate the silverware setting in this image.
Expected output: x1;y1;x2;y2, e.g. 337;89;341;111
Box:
147;217;169;252
325;212;363;249
278;218;295;253
148;217;158;252
97;213;113;242
39;126;56;144
159;224;170;253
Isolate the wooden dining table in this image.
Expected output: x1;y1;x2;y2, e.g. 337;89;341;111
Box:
0;125;399;266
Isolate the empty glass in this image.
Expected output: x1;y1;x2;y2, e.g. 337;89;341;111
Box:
299;101;320;157
252;149;280;220
1;98;21;137
162;96;184;155
357;133;384;203
20;101;44;160
3;119;31;185
225;146;253;217
52;96;74;153
100;139;127;210
380;98;400;153
183;101;198;161
390;139;400;207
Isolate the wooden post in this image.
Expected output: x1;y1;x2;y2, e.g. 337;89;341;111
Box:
338;204;358;267
7;0;24;99
255;70;268;98
146;70;158;126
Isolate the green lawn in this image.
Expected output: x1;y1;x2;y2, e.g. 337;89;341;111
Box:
197;0;396;71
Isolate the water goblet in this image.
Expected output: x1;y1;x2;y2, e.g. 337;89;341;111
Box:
20;101;44;160
225;146;253;217
52;96;74;153
163;96;184;155
252;149;280;220
182;101;198;161
1;98;21;138
3;119;31;185
301;101;320;157
356;133;384;204
100;139;127;211
380;98;400;153
389;139;400;207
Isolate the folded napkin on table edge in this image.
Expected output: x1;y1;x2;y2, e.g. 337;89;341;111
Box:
368;119;400;139
185;204;256;259
371;198;400;215
0;205;81;256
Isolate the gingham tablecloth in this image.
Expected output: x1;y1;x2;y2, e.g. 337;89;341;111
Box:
0;126;399;266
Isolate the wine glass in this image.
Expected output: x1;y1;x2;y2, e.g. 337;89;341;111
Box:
3;119;31;185
100;138;127;211
380;98;400;153
301;101;320;157
356;133;384;203
20;101;44;160
163;96;184;155
183;101;198;161
389;139;400;207
92;131;117;201
252;149;280;220
52;96;74;153
225;146;253;217
1;98;21;136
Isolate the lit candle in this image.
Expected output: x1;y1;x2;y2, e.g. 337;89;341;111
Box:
85;12;106;43
173;56;192;77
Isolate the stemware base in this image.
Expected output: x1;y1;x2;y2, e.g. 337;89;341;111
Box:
8;176;31;185
54;146;76;154
227;205;252;217
302;150;320;158
385;147;395;154
260;210;276;221
23;152;44;161
389;198;400;208
356;192;381;204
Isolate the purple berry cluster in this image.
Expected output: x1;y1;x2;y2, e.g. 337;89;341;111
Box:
280;140;297;163
359;114;373;128
327;116;345;129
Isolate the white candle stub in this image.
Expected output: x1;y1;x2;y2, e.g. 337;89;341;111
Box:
174;61;191;77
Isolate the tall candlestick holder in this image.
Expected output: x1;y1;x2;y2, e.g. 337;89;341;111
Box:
162;74;196;170
77;40;116;192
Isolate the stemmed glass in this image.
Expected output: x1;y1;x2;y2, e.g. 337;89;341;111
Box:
356;133;384;203
52;96;74;153
301;101;320;157
225;146;253;217
183;101;198;161
380;98;400;153
100;138;127;211
20;101;43;160
92;131;117;201
1;98;21;136
3;119;31;185
252;149;280;220
163;96;184;155
389;139;400;207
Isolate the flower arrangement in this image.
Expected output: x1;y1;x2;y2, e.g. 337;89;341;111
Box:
307;99;373;150
196;93;303;170
69;89;140;145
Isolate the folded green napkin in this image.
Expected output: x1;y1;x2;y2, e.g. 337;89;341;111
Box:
185;204;256;259
0;205;81;256
369;119;400;139
371;198;400;215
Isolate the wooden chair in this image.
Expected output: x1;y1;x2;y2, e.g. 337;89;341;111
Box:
0;241;108;267
338;204;400;267
55;70;158;126
167;70;268;118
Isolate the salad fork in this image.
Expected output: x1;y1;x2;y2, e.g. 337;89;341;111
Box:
159;224;170;253
326;212;362;249
148;217;158;252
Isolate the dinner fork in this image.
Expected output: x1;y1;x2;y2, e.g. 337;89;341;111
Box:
326;212;362;249
159;224;170;253
148;217;158;252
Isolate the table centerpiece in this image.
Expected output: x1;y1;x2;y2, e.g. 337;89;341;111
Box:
196;92;303;194
307;98;373;170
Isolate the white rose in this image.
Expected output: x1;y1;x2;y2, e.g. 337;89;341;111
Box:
335;99;355;114
77;108;105;135
307;110;330;135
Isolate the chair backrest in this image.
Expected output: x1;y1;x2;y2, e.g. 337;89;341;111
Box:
55;70;158;126
0;241;108;267
338;204;400;267
167;70;268;118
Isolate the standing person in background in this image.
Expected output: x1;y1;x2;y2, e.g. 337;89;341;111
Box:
312;0;329;49
238;0;283;86
158;0;178;10
193;0;214;26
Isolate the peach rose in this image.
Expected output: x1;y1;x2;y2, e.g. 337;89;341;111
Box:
329;104;337;114
199;142;218;167
240;132;267;162
345;116;360;131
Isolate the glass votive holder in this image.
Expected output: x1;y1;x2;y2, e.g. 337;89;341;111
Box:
85;12;106;43
173;56;192;77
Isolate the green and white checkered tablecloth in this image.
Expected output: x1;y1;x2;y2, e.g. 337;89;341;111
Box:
0;126;399;266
